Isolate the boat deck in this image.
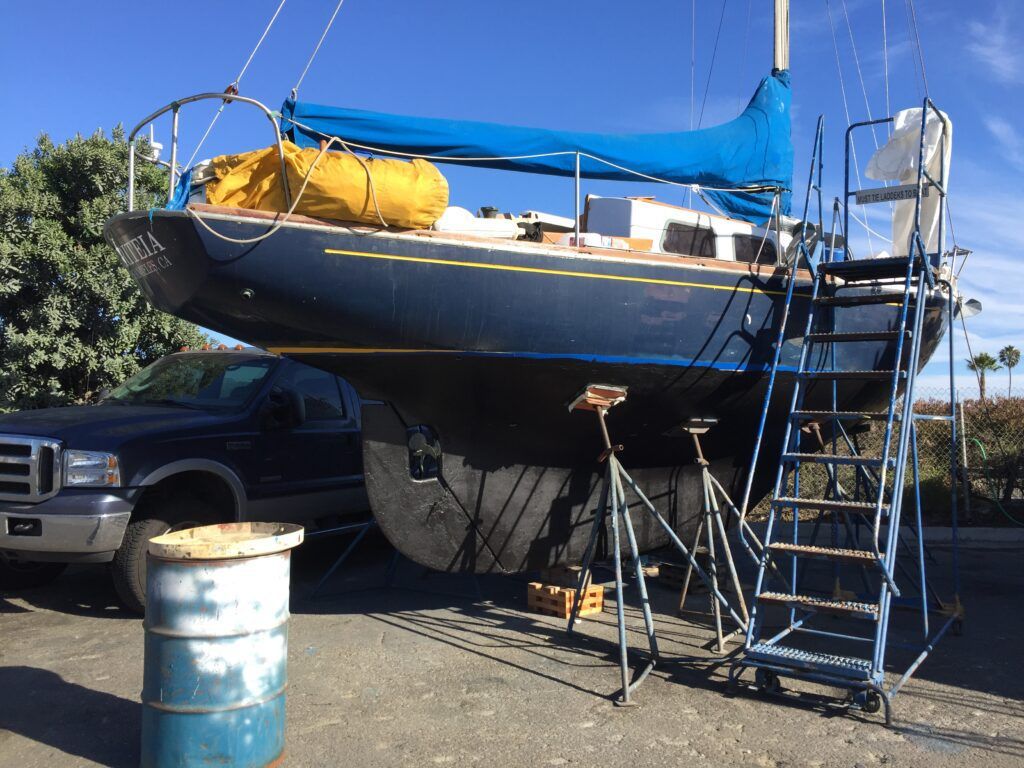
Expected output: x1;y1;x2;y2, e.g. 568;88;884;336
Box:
187;202;815;282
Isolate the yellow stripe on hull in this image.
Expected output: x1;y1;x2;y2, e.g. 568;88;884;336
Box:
324;246;802;298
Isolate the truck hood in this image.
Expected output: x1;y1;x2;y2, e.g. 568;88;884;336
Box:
0;404;228;450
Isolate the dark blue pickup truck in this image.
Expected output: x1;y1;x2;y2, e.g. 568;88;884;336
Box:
0;349;367;612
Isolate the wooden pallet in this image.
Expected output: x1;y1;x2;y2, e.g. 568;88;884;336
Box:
527;582;605;619
655;552;709;590
539;565;591;590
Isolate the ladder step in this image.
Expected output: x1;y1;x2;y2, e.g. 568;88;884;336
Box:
768;542;884;565
792;410;899;422
746;642;874;680
772;497;884;515
799;370;904;381
757;591;880;620
815;293;907;307
782;452;886;467
820;256;916;281
806;331;906;343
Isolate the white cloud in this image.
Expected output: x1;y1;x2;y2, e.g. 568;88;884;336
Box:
967;6;1024;84
983;117;1024;172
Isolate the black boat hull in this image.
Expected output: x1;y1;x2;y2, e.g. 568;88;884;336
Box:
104;208;948;573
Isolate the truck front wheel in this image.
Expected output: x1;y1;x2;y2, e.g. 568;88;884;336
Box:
0;554;67;590
111;497;218;614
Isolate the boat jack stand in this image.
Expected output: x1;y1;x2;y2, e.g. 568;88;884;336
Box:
565;386;748;706
674;419;750;654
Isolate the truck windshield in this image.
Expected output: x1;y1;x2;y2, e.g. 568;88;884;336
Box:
104;355;275;410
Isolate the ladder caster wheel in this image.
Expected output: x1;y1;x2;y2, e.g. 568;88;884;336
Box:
755;669;780;695
858;690;882;714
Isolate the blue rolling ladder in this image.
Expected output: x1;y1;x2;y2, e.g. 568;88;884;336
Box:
729;100;962;725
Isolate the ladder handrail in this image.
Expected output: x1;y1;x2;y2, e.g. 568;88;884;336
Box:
738;116;825;534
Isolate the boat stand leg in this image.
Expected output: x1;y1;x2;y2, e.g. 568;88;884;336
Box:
674;429;748;651
703;484;726;653
310;519;376;598
607;461;636;707
617;463;747;631
677;515;705;615
615;462;660;663
708;472;749;625
567;469;611;634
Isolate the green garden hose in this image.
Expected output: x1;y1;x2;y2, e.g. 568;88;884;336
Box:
968;437;1024;527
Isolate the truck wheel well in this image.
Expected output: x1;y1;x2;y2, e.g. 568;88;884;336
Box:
135;471;237;522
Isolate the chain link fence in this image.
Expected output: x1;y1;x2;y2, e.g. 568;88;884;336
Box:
900;386;1022;525
749;386;1024;526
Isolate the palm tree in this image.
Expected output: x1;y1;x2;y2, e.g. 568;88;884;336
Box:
998;345;1020;396
967;352;1002;401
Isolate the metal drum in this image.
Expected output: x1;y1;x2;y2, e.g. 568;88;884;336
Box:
141;522;304;768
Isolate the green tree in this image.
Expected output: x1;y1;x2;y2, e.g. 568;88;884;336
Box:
998;345;1020;397
967;352;1002;402
0;128;207;412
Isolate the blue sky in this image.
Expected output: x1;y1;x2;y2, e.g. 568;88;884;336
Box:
1;0;1021;396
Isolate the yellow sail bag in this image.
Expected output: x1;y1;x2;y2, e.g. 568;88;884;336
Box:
205;141;449;230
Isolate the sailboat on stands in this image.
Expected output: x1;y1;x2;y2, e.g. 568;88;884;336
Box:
104;1;952;574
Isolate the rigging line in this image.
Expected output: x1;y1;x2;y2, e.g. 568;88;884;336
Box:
825;0;876;255
907;0;951;273
906;0;929;95
902;0;923;97
292;0;347;98
182;107;227;172
837;199;894;243
183;0;288;171
736;0;753;113
690;0;696;131
881;0;891;133
234;0;288;87
688;0;696;207
950;208;969;277
697;0;729;129
693;186;729;218
840;0;880;150
748;191;779;264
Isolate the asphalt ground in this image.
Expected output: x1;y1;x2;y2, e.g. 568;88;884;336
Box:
1;532;1021;767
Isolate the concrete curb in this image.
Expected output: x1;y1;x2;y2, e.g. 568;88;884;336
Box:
921;526;1024;547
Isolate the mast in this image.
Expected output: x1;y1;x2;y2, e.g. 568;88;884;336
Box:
774;0;790;71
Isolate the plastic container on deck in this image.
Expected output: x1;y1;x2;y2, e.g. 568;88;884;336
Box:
141;522;304;768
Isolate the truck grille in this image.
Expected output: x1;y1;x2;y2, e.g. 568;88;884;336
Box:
0;435;62;503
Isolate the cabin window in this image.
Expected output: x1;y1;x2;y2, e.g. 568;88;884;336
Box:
733;234;777;265
662;222;716;258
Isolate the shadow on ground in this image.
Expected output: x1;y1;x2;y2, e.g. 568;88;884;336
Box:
0;565;133;620
0;666;140;768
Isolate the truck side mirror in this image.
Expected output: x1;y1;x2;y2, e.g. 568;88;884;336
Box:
263;387;306;429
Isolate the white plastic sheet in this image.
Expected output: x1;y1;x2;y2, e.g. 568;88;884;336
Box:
866;108;952;258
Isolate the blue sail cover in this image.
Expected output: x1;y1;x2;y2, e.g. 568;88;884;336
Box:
281;71;792;223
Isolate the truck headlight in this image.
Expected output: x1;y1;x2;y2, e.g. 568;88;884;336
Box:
63;450;121;488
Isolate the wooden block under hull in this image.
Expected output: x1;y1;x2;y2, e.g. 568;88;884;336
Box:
527;582;605;619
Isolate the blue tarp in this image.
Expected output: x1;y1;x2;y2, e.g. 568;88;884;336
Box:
281;71;792;223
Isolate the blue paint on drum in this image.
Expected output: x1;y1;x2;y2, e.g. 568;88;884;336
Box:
141;529;298;768
141;696;286;767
